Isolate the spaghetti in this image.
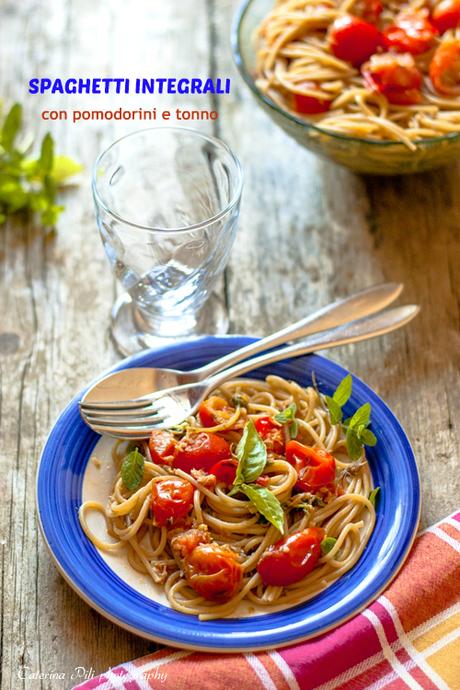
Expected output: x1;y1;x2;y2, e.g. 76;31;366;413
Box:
254;0;460;148
79;375;377;620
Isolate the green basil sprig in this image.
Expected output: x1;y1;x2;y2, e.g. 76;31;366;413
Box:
230;420;284;534
320;536;337;555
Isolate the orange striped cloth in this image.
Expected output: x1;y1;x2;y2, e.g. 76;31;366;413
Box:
74;511;460;690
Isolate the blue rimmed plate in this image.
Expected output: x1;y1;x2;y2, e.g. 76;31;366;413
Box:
36;336;420;651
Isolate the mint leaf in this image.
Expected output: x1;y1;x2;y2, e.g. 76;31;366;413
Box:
348;403;371;430
325;395;342;425
368;487;380;506
360;428;377;446
234;419;267;486
333;374;352;407
274;403;297;424
239;483;284;534
121;450;145;490
346;427;363;461
2;103;22;152
39;133;54;175
321;537;337;555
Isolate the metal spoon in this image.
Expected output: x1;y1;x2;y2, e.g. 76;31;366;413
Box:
81;283;402;409
80;303;419;437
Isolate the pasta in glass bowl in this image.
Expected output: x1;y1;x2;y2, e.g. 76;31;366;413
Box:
232;0;460;174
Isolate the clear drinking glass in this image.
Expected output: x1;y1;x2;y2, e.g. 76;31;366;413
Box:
92;127;243;355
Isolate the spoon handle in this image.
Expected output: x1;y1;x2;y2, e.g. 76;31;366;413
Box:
201;304;419;392
193;283;403;380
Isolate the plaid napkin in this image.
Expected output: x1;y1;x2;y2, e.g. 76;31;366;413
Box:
73;511;460;690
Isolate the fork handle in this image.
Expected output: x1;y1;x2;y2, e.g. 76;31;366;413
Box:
192;283;403;380
200;304;419;393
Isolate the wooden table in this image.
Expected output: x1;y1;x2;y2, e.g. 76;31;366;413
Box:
1;1;459;687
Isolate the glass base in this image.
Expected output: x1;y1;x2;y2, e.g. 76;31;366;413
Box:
110;292;229;356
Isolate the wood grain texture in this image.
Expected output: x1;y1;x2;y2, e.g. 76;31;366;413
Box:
0;0;459;687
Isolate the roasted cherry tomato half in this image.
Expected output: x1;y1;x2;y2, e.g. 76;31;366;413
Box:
257;527;325;586
429;40;460;95
209;458;238;486
199;396;236;427
383;10;438;55
254;416;285;454
170;527;210;561
151;478;194;527
362;52;423;104
148;429;177;465
351;0;383;24
184;543;243;602
292;86;331;114
286;441;336;491
329;15;382;66
432;0;460;34
173;432;231;474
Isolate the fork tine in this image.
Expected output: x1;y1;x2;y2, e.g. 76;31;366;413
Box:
82;405;162;421
82;412;164;427
89;425;157;439
79;397;155;412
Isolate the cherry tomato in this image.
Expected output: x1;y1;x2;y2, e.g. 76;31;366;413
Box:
173;432;231;474
148;429;177;465
352;0;383;24
432;0;460;34
209;458;238;486
151;478;194;527
292;86;331;114
383;10;438;55
429;40;460;95
329;15;382;67
362;52;423;104
257;527;325;586
254;416;285;454
199;396;235;427
184;543;243;602
286;441;336;491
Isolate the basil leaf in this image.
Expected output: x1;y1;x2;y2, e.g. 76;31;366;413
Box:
289;419;299;439
234;419;267;485
321;537;337;555
240;483;285;534
368;487;380;506
325;395;343;425
51;155;83;183
2;103;22;152
333;374;352;407
39;133;54;176
121;450;145;491
274;403;297;424
348;403;371;430
346;427;363;461
360;428;377;446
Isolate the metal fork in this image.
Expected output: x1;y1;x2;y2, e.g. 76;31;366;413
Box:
80;282;402;413
80;304;419;438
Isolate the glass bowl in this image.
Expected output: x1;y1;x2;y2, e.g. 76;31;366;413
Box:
232;0;460;175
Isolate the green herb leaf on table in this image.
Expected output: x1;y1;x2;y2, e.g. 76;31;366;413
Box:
239;483;285;534
0;102;81;229
233;419;267;486
368;487;380;506
321;537;337;555
121;450;145;491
